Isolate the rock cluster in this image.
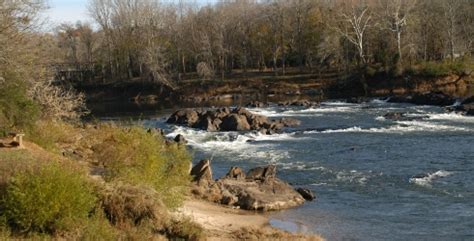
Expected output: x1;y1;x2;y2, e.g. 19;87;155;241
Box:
190;160;314;211
245;101;268;108
167;107;301;134
388;92;455;106
278;99;319;107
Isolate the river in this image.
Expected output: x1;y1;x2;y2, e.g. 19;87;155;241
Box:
90;99;474;241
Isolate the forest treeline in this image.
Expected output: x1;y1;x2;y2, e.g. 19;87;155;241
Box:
50;0;473;87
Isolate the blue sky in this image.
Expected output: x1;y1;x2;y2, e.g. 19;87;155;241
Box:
45;0;217;25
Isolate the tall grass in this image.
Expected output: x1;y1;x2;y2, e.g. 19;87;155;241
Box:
92;125;192;209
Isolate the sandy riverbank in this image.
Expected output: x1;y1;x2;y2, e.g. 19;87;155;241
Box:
177;198;324;241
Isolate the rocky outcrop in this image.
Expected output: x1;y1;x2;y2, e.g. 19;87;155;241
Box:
388;92;456;106
191;161;308;211
167;107;301;134
166;109;200;126
221;114;251;131
190;159;213;185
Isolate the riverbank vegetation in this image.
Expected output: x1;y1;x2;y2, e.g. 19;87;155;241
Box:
0;1;200;239
49;0;473;89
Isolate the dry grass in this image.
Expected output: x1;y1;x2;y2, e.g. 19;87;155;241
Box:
99;183;168;228
231;227;325;241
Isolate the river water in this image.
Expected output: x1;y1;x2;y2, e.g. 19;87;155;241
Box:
92;99;474;241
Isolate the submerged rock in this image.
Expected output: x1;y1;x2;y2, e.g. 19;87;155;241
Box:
278;100;319;107
383;112;429;121
191;163;307;211
174;134;187;145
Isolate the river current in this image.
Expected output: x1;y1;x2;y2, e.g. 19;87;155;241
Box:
94;99;474;241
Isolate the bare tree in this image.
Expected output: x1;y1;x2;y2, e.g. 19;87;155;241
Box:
378;0;417;65
333;2;372;65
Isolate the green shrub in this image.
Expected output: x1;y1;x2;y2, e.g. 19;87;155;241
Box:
0;71;40;134
78;211;118;241
410;60;467;77
94;126;192;209
28;121;80;152
1;162;97;234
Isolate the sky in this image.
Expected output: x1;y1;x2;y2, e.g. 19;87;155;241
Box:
45;0;217;26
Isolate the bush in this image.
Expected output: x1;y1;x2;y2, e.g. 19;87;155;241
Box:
93;126;192;209
78;211;118;241
0;72;40;135
408;60;467;77
28;121;80;152
164;217;206;241
1;162;97;234
99;183;168;227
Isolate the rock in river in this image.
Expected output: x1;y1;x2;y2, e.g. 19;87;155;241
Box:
167;107;301;134
191;162;307;211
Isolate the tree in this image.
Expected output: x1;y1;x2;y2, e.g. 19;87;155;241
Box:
378;0;417;65
333;1;372;65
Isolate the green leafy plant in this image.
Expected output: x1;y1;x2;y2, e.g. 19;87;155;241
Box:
1;162;97;234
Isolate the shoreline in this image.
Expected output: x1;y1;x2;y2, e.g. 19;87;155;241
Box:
177;198;323;240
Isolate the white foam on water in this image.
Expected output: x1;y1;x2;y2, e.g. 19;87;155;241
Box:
279;162;327;171
370;99;389;104
166;126;294;162
335;169;371;185
409;170;453;187
428;112;474;123
305;119;470;134
321;101;357;106
248;106;357;117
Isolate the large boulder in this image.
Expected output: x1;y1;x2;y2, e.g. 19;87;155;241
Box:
296;188;316;201
247;114;270;130
190;163;308;211
166;110;199;126
193;116;221;132
220;114;251;131
225;166;246;180
167;107;301;134
190;160;213;184
246;165;277;181
221;178;305;211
